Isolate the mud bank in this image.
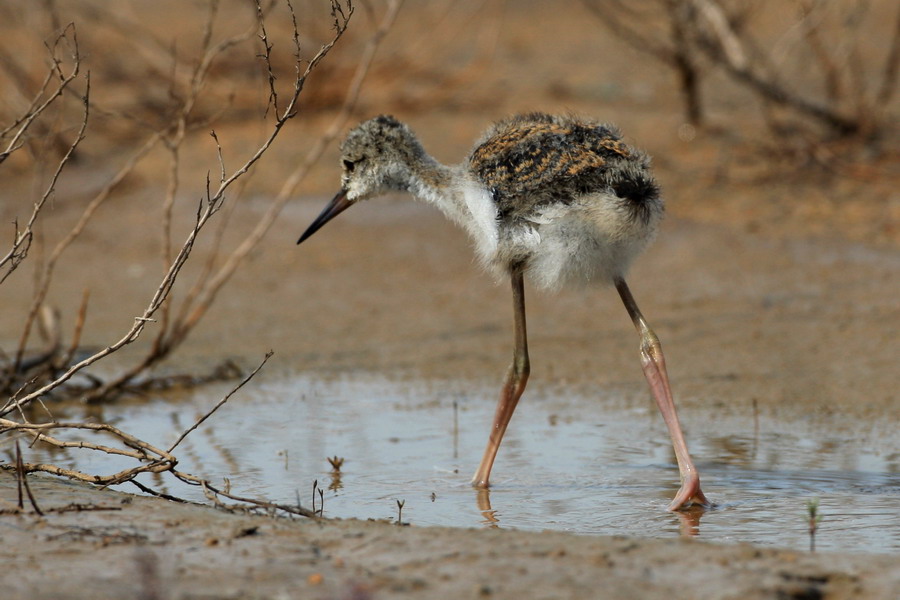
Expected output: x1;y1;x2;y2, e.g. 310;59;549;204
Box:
2;474;898;600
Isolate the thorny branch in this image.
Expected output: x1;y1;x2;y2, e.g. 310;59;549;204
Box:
75;0;405;403
0;27;84;284
0;0;355;410
78;0;358;401
167;351;272;453
2;128;166;396
0;0;416;523
2;353;316;517
158;0;401;362
16;441;43;515
0;24;80;165
0;0;389;522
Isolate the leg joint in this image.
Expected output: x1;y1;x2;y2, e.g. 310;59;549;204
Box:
513;353;530;378
639;327;662;361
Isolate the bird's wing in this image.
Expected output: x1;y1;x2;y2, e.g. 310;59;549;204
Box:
468;114;632;219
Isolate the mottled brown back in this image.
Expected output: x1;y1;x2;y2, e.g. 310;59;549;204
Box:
468;113;659;224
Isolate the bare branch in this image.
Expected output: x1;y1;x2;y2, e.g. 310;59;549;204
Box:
3;2;254;404
16;440;43;515
257;0;281;117
1;419;176;462
5;128;163;392
168;351;272;453
158;0;395;358
580;0;681;65
0;24;80;165
58;289;90;372
110;0;370;375
173;470;318;518
0;68;55;141
689;0;861;136
210;130;226;184
0;48;87;284
581;0;705;124
71;3;355;401
877;6;900;107
1;0;359;414
0;350;298;517
796;0;843;104
6;459;173;487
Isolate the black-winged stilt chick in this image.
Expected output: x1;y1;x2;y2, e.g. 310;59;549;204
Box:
298;113;708;511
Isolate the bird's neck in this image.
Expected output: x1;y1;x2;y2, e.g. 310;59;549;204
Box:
403;153;499;265
401;154;466;221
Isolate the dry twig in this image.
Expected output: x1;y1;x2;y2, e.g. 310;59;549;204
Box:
583;0;898;148
0;24;80;165
77;0;360;401
164;0;400;353
0;0;406;523
1;352;314;517
0;26;84;285
1;0;358;410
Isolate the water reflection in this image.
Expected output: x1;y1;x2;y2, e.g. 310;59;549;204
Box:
327;457;344;492
674;504;705;537
15;376;900;553
476;488;500;528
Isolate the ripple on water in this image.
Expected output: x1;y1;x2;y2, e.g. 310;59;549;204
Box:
27;376;900;554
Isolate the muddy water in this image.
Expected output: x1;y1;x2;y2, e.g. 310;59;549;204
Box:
30;376;899;554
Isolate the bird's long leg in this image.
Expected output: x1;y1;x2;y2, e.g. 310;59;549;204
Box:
615;277;708;511
472;269;530;488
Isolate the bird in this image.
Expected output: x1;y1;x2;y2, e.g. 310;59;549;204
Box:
297;113;708;511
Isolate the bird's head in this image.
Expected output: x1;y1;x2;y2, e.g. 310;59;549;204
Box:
297;115;420;244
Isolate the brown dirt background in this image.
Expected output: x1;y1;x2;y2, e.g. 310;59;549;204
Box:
1;1;898;598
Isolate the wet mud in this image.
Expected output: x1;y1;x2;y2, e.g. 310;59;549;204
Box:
2;473;899;600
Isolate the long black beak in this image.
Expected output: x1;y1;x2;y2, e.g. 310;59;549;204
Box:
297;189;352;244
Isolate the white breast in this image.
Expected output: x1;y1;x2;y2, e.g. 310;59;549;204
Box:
457;182;500;267
420;179;658;292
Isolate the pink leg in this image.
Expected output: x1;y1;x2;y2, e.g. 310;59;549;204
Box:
472;270;529;488
615;278;709;511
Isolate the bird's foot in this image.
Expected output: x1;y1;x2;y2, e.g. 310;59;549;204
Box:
667;473;710;512
470;475;490;489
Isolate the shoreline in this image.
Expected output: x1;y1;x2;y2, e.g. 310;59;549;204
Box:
3;473;898;599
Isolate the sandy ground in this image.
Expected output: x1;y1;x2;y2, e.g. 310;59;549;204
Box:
2;473;899;600
1;1;898;598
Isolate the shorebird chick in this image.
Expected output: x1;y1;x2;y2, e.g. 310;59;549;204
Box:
298;113;708;511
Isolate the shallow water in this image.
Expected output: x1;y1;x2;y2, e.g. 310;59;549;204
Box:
30;376;900;553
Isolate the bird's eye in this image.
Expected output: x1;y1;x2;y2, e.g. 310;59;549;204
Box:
343;159;355;173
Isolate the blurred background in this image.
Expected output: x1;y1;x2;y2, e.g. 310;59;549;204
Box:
3;0;897;240
0;0;897;393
